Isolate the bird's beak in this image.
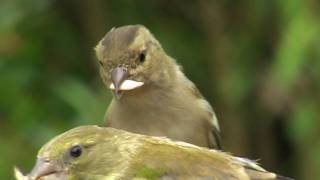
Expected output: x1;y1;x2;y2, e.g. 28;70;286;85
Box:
26;158;64;180
110;67;144;99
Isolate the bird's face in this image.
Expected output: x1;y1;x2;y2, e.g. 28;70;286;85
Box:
95;25;174;99
18;126;123;180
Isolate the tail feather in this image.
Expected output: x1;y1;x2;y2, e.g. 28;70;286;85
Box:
245;167;276;179
275;174;294;180
234;157;294;180
245;168;294;180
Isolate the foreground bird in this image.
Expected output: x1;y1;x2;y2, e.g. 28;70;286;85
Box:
15;125;291;180
95;24;221;149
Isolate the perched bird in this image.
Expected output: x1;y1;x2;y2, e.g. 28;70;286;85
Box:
15;125;291;180
95;24;221;149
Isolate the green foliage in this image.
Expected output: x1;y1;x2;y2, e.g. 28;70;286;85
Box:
54;78;109;125
0;0;319;179
289;99;317;142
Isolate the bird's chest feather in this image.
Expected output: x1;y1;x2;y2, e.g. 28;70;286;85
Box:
109;99;184;129
105;86;210;146
106;93;204;138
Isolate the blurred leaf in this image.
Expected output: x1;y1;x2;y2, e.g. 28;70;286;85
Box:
0;64;35;106
54;78;108;125
0;0;51;33
271;14;320;89
0;1;319;179
314;142;320;178
289;99;317;143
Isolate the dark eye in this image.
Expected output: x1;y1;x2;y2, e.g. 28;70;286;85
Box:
98;61;103;66
69;145;82;158
138;52;146;63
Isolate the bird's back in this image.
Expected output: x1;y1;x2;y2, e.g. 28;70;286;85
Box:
123;136;283;180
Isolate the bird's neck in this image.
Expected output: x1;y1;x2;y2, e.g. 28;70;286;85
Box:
115;82;176;107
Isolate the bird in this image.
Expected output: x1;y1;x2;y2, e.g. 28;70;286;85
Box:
14;125;292;180
95;24;221;149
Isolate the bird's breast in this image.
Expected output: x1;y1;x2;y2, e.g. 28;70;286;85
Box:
106;98;210;147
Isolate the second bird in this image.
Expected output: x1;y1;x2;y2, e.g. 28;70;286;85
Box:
95;25;221;149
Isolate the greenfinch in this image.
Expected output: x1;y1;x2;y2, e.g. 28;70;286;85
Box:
95;25;221;149
15;125;291;180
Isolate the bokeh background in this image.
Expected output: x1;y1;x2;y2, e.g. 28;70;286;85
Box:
1;0;319;179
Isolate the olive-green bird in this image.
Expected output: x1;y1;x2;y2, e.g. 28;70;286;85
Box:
15;125;291;180
95;24;221;149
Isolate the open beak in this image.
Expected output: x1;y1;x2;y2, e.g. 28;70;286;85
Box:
25;158;64;180
110;67;144;99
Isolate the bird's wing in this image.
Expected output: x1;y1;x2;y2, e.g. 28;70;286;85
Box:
134;137;249;180
177;64;222;149
187;78;222;149
234;157;294;180
159;174;241;180
207;114;223;149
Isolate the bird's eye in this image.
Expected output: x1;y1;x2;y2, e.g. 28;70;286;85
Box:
98;61;103;66
69;145;82;158
138;52;146;64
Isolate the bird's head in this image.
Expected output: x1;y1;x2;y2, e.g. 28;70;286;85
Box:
19;126;131;180
95;25;176;99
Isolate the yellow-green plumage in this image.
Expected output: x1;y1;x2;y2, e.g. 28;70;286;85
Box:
15;126;290;180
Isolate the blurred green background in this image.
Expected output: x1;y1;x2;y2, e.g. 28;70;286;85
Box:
1;0;319;179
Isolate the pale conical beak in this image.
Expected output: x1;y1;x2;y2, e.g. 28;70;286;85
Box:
110;67;144;99
111;67;128;99
27;158;63;180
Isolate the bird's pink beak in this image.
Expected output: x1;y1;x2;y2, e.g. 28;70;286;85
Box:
27;158;65;180
110;67;144;99
111;67;128;99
